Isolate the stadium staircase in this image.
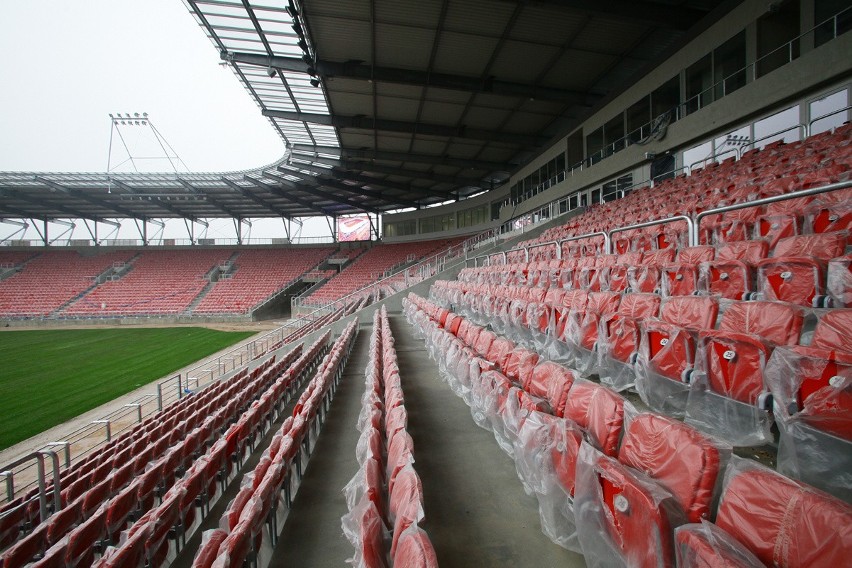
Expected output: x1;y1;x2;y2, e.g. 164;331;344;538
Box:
184;253;240;316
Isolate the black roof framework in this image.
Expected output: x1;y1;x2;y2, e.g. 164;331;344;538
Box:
0;1;738;222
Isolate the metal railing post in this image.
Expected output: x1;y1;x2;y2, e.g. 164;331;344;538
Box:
44;442;71;469
34;453;48;521
156;383;163;412
123;403;143;423
0;471;12;502
176;375;183;399
39;450;62;514
92;419;111;442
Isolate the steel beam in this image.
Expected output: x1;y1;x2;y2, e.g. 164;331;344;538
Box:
262;109;544;146
225;51;597;103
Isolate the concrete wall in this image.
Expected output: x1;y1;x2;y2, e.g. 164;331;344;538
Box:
381;0;852;236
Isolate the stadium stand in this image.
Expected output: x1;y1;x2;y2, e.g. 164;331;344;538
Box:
191;247;334;315
303;239;464;307
0;327;344;567
341;306;437;568
3;3;852;566
63;250;234;317
0;251;133;318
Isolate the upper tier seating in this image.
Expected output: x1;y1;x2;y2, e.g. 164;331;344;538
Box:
305;239;463;306
64;250;233;316
192;247;334;314
0;251;133;317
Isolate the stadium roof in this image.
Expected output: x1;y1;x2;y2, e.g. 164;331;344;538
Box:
0;0;739;221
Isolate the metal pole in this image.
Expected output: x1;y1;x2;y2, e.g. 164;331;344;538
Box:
157;383;163;412
44;442;71;468
92;419;111;442
0;471;12;502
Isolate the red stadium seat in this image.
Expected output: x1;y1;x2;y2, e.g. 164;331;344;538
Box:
686;301;802;445
574;443;685;568
675;521;764;568
714;460;852;568
598;293;662;391
392;524;438;568
635;296;719;417
618;413;726;523
661;246;715;297
698;240;768;300
756;231;846;306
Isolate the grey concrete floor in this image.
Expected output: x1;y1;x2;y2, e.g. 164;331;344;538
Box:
389;315;585;568
175;316;587;567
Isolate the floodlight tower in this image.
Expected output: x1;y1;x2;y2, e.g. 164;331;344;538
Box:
106;112;189;191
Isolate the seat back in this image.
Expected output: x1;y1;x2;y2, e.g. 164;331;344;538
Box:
718;301;802;345
618;414;725;523
563;380;624;456
811;309;852;350
715;462;852;568
660;296;718;330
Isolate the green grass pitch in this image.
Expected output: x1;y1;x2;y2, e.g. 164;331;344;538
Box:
0;327;255;451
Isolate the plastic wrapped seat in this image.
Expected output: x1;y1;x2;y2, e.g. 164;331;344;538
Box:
806;187;852;235
661;246;715;297
513;410;585;551
562;379;624;457
765;308;852;501
618;413;729;523
391;524;437;568
698;240;768;300
626;249;675;294
713;458;852;567
756;231;846;307
598;293;661;391
675;521;764;568
827;253;852;307
635;296;719;418
388;464;425;558
686;301;803;446
574;442;687;568
561;291;620;375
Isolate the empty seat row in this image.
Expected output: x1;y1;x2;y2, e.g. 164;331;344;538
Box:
462;230;849;308
1;336;331;567
342;307;437;568
188;320;358;568
404;293;852;567
437;276;852;452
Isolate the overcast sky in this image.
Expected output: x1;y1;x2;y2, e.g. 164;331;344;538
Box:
0;0;285;173
0;0;340;241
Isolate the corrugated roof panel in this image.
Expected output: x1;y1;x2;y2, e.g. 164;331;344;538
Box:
375;23;435;70
432;32;500;76
443;0;516;36
375;0;443;27
488;41;562;84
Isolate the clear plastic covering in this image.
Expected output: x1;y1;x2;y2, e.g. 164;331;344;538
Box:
617;413;730;523
675;521;764;568
341;498;389;568
344;457;387;524
562;378;625;457
765;345;852;502
634;297;719;417
391;524;438;568
597;293;661;392
574;442;687;568
715;456;852;568
827;254;851;307
388;464;426;558
512;409;584;551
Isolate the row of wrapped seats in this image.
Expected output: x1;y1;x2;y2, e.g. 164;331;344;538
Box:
342;306;437;568
186;320;357;568
436;275;851;449
517;125;850;257
404;293;852;567
460;229;848;308
0;335;330;568
403;293;623;551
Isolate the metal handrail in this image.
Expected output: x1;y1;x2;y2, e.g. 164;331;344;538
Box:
524;240;562;261
0;450;61;522
693;180;852;244
557;231;610;255
741;124;809;154
808;104;852;132
608;215;695;251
